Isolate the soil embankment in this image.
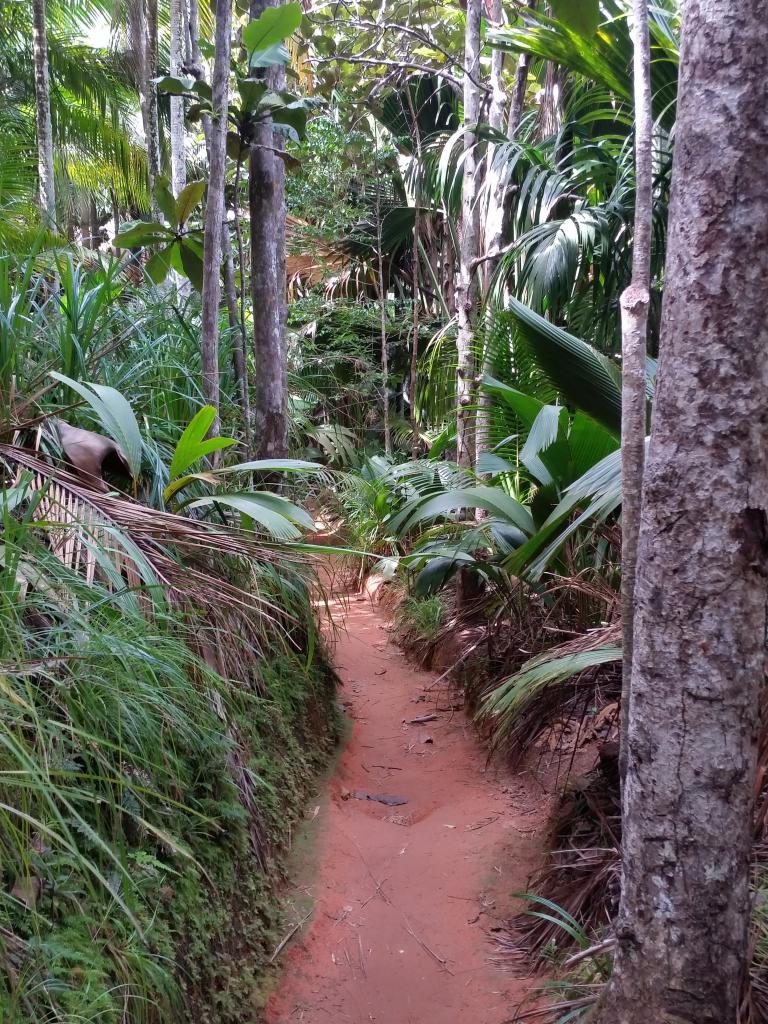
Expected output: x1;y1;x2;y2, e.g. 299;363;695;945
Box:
265;584;555;1023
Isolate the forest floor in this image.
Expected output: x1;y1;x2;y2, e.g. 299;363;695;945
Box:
263;579;559;1024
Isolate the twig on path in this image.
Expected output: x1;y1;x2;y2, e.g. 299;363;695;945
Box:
403;916;454;975
369;764;403;770
268;908;313;963
405;713;438;724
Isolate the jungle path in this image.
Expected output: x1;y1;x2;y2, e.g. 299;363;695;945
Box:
264;582;553;1024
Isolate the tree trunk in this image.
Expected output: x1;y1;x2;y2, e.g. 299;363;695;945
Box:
455;0;481;468
374;178;391;457
169;0;187;198
249;0;288;459
538;61;562;140
596;2;768;1020
475;0;506;467
128;0;161;216
32;0;56;224
199;0;233;431
222;219;252;454
618;0;652;785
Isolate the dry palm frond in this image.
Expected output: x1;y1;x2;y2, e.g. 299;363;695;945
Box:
1;444;288;628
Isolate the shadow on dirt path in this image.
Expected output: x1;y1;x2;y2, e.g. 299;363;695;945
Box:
264;584;555;1024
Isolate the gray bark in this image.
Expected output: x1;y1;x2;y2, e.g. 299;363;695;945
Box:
32;0;56;224
169;0;187;197
455;0;481;468
475;0;506;467
596;1;768;1020
249;0;288;459
618;0;652;784
128;0;161;216
199;0;233;431
374;179;391;456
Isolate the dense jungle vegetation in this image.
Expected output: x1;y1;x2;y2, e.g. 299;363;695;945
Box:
1;0;767;1020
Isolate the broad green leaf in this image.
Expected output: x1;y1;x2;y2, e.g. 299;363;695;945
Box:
155;75;196;95
270;106;308;142
549;0;600;36
238;78;268;112
242;2;302;54
249;42;290;68
175;180;207;227
49;372;143;478
178;241;204;291
192;80;213;101
169;406;237;481
210;458;323;475
163;470;226;503
155;176;178;227
227;132;248;161
186;493;309;541
391;486;535;537
145;247;173;284
113;221;169;248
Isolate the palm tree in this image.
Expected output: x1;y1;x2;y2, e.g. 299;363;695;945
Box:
31;0;56;223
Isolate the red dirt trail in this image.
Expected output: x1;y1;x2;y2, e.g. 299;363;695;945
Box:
264;585;554;1024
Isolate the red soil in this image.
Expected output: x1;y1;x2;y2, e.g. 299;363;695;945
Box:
264;588;555;1024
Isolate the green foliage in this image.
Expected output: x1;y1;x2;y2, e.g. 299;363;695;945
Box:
114;180;208;291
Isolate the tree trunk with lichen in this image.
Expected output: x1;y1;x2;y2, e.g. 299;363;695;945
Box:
249;0;288;458
455;0;481;468
32;0;56;224
595;1;768;1020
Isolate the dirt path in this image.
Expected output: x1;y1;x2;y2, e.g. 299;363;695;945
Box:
264;586;553;1024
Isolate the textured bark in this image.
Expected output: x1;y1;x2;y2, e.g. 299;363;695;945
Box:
406;86;422;460
374;181;391;456
249;0;288;459
169;0;187;198
538;61;562;140
596;1;768;1020
128;0;160;216
618;0;653;785
475;0;506;468
226;153;252;452
32;0;56;224
222;221;252;454
455;0;481;468
199;0;233;432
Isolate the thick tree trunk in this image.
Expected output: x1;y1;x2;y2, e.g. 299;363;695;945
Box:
455;0;481;468
618;0;652;784
596;1;768;1021
249;0;288;459
169;0;187;198
199;0;233;431
32;0;56;224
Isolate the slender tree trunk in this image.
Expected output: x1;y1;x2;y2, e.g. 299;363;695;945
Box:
595;2;768;1021
406;86;422;460
146;0;161;214
475;0;506;468
618;0;652;785
128;0;161;216
538;61;562;140
169;0;187;198
199;0;233;431
32;0;56;225
455;0;481;468
374;181;391;456
249;0;288;458
226;153;251;451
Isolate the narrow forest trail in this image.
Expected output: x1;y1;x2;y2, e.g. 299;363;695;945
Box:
264;583;555;1024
